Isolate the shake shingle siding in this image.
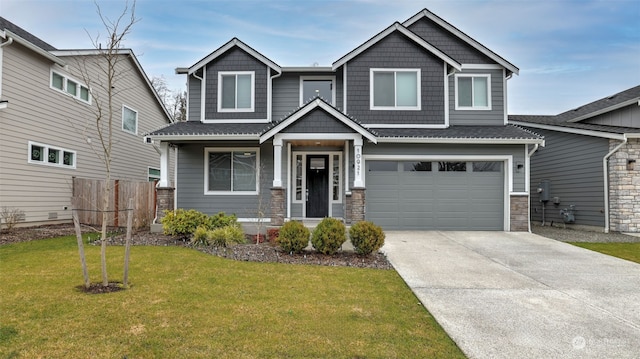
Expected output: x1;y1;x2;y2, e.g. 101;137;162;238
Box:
449;69;505;125
187;75;201;121
272;73;299;121
282;109;355;134
346;32;445;126
204;47;268;120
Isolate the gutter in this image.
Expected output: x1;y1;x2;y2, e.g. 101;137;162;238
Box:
603;135;627;233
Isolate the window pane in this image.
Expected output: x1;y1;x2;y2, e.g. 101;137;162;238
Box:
52;73;64;90
66;80;77;96
396;72;417;106
233;151;256;191
369;161;397;171
473;161;500;172
403;161;431;172
373;72;394;107
333;155;340;201
438;162;466;172
236;74;252;109
221;75;236;109
458;77;472;107
123;107;137;134
63;151;74;166
31;145;43;161
208;152;231;191
473;77;488;107
295;155;302;201
148;168;161;177
80;86;90;101
303;80;332;104
48;149;59;164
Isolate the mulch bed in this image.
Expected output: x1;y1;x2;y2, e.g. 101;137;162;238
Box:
0;224;393;270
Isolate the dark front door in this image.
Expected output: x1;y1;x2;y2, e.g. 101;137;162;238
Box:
306;155;329;218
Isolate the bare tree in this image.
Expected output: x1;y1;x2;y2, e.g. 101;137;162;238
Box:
151;75;187;121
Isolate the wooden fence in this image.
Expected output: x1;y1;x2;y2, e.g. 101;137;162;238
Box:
72;177;156;228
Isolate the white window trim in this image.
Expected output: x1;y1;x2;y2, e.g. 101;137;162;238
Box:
49;69;91;105
454;73;492;111
204;147;260;195
292;151;343;219
27;141;77;169
217;71;255;113
369;68;421;111
122;105;139;135
299;76;336;106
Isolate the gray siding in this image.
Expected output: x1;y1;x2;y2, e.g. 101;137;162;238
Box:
449;69;505;125
583;105;640;128
272;73;299;122
204;47;268;120
346;31;445;125
407;18;495;64
282;109;354;134
526;128;609;227
363;143;526;192
176;142;273;218
187;74;201;121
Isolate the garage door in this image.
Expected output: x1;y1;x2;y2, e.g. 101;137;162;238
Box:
365;160;504;230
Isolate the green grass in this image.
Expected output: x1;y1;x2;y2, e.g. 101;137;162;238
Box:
0;236;464;358
570;242;640;264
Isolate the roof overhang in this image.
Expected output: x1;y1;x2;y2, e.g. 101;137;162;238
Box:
184;38;281;75
3;29;66;66
260;98;378;144
147;134;260;142
332;22;462;71
567;98;640;123
510;120;632;140
403;9;519;75
376;137;544;145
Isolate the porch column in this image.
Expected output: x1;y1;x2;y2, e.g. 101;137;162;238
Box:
159;141;170;188
273;137;283;187
353;137;364;187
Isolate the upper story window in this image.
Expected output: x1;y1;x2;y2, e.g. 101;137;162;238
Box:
370;69;421;110
455;74;491;110
300;77;335;105
28;141;76;169
205;148;259;195
218;71;254;112
122;105;138;135
50;70;91;104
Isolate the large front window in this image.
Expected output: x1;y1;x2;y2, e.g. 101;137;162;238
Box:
455;74;491;110
370;69;420;110
205;148;259;194
218;71;254;112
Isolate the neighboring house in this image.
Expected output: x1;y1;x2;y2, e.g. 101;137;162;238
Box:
510;85;640;233
0;17;174;226
146;8;543;231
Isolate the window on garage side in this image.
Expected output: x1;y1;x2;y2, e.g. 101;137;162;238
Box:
218;71;254;112
370;69;420;110
438;162;466;172
368;161;398;171
403;161;432;172
472;161;501;172
455;74;491;110
205;148;259;194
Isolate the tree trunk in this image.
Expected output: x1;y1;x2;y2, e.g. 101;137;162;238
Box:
123;198;134;288
71;197;90;289
100;180;109;286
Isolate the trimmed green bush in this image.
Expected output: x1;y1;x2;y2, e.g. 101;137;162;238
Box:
192;225;210;245
277;221;310;254
162;209;209;236
207;225;246;247
349;221;385;255
311;218;346;255
207;212;239;229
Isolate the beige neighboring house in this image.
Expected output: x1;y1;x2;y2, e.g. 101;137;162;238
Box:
0;17;174;227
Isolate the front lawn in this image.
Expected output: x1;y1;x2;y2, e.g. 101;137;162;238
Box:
570;242;640;264
0;235;464;358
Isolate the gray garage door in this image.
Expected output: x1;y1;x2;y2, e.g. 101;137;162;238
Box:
365;160;504;230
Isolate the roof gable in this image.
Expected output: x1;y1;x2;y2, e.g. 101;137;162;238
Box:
332;22;461;71
184;37;281;75
260;98;377;144
403;9;518;74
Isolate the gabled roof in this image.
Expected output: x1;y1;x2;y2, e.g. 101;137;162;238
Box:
332;22;462;71
179;37;281;75
403;9;519;75
260;97;378;144
560;85;640;123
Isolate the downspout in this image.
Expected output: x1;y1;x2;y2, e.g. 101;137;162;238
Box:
527;143;540;232
0;36;14;105
603;136;627;233
192;70;204;122
268;68;282;122
0;36;13;48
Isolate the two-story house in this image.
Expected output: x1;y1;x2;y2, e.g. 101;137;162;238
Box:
147;9;543;231
0;17;173;226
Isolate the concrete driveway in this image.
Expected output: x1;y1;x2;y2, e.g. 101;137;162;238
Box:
382;231;640;359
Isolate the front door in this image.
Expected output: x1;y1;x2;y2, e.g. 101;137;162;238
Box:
306;155;329;218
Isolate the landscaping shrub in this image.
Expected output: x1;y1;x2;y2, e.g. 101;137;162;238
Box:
191;225;209;246
207;225;246;247
162;209;209;236
349;221;385;255
207;212;238;229
267;228;280;243
311;218;346;255
277;221;310;254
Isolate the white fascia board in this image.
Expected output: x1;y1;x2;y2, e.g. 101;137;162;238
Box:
510;120;627;140
566;98;640;123
363;123;448;129
282;67;334;73
5;30;66;66
376;137;544;145
403;10;519;75
147;134;260;141
188;38;281;75
332;23;461;71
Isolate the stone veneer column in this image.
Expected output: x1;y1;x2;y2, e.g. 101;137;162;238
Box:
510;194;529;231
351;187;365;223
608;138;640;233
270;187;285;226
156;187;174;223
345;192;353;224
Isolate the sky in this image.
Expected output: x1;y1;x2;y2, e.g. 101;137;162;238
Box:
1;0;639;115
